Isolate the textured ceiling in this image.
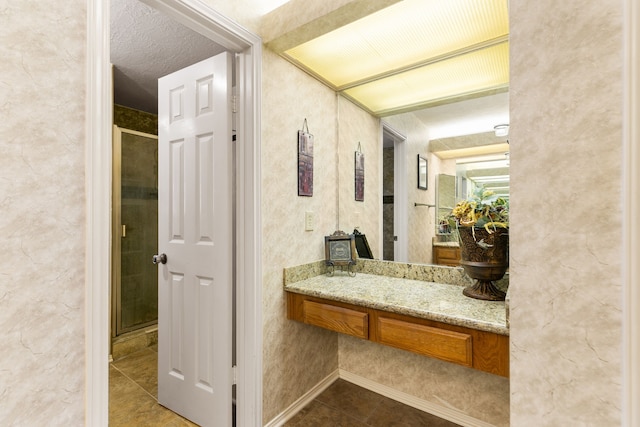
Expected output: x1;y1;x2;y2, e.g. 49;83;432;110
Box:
110;0;225;114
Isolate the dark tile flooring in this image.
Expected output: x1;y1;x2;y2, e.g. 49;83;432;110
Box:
110;347;460;427
284;379;461;427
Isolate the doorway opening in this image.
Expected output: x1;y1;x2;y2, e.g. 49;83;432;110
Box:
382;124;407;262
87;0;262;425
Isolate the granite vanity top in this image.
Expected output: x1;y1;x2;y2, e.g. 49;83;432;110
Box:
432;241;460;247
284;271;508;336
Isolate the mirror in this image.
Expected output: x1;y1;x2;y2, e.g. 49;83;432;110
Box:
381;93;509;265
436;174;456;234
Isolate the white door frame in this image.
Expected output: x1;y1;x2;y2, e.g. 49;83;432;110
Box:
623;0;640;424
381;123;408;262
85;1;262;426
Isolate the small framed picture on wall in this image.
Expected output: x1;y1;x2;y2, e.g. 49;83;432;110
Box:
417;154;428;190
355;150;364;201
298;123;314;197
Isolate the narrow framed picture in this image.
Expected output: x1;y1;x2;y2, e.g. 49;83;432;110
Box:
298;130;314;196
417;154;428;190
355;151;364;201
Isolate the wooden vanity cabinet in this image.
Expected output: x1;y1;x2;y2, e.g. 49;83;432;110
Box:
286;292;509;377
432;245;461;266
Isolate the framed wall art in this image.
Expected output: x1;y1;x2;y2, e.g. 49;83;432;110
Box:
355;145;364;201
298;119;314;197
417;154;428;190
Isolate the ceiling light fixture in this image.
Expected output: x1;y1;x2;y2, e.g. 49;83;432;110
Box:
494;124;509;137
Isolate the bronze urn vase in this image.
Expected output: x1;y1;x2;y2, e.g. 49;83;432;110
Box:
457;226;508;301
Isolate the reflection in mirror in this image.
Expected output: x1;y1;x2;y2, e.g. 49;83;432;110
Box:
436;174;456;233
456;153;510;200
382;93;508;265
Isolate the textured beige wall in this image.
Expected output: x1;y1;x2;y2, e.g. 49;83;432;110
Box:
261;48;342;422
509;1;624;425
339;336;510;426
0;2;86;425
337;96;381;256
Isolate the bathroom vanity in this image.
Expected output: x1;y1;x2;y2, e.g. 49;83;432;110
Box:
432;241;461;266
284;259;509;377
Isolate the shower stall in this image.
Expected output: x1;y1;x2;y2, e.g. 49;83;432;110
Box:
112;126;159;337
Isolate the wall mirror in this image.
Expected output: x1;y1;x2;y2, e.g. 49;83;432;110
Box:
381;92;509;265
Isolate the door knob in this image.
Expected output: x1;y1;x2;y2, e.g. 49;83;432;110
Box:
152;253;167;265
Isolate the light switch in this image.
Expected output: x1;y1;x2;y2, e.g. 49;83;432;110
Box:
305;211;314;231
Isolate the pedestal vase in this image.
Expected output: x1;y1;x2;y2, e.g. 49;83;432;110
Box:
457;226;508;301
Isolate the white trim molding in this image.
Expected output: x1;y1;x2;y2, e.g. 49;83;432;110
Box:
85;0;112;424
264;371;340;427
339;370;495;427
623;0;640;425
86;1;262;425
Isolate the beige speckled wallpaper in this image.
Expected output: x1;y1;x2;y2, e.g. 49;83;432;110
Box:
339;336;510;426
261;47;342;423
0;2;86;425
337;96;381;255
509;0;624;425
114;105;158;135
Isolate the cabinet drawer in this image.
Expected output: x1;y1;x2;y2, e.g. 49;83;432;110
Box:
377;317;472;367
303;300;368;339
437;247;459;259
433;246;460;266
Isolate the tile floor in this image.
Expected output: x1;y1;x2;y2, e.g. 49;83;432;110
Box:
285;379;462;427
110;347;461;427
109;345;197;426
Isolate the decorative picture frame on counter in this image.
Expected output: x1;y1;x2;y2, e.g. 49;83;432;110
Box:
417;154;428;190
324;230;357;276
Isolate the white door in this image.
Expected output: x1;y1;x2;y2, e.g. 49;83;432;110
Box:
157;52;233;427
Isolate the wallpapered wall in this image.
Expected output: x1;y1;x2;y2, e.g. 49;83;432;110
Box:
260;48;342;422
508;1;624;424
114;104;158;135
0;2;86;425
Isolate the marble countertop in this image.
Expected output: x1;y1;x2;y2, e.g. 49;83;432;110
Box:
285;272;508;336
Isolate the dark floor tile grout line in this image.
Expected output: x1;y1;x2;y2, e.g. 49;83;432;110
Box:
110;362;159;402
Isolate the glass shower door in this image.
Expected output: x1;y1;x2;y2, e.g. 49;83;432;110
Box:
112;126;159;336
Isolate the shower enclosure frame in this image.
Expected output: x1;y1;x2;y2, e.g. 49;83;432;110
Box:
111;125;159;338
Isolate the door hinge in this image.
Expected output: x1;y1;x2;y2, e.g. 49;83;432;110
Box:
232;95;237;113
232;365;238;385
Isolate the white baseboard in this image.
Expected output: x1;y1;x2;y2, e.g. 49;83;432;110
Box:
264;368;497;427
264;370;340;427
338;369;497;427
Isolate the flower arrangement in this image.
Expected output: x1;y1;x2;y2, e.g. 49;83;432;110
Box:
448;186;509;232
